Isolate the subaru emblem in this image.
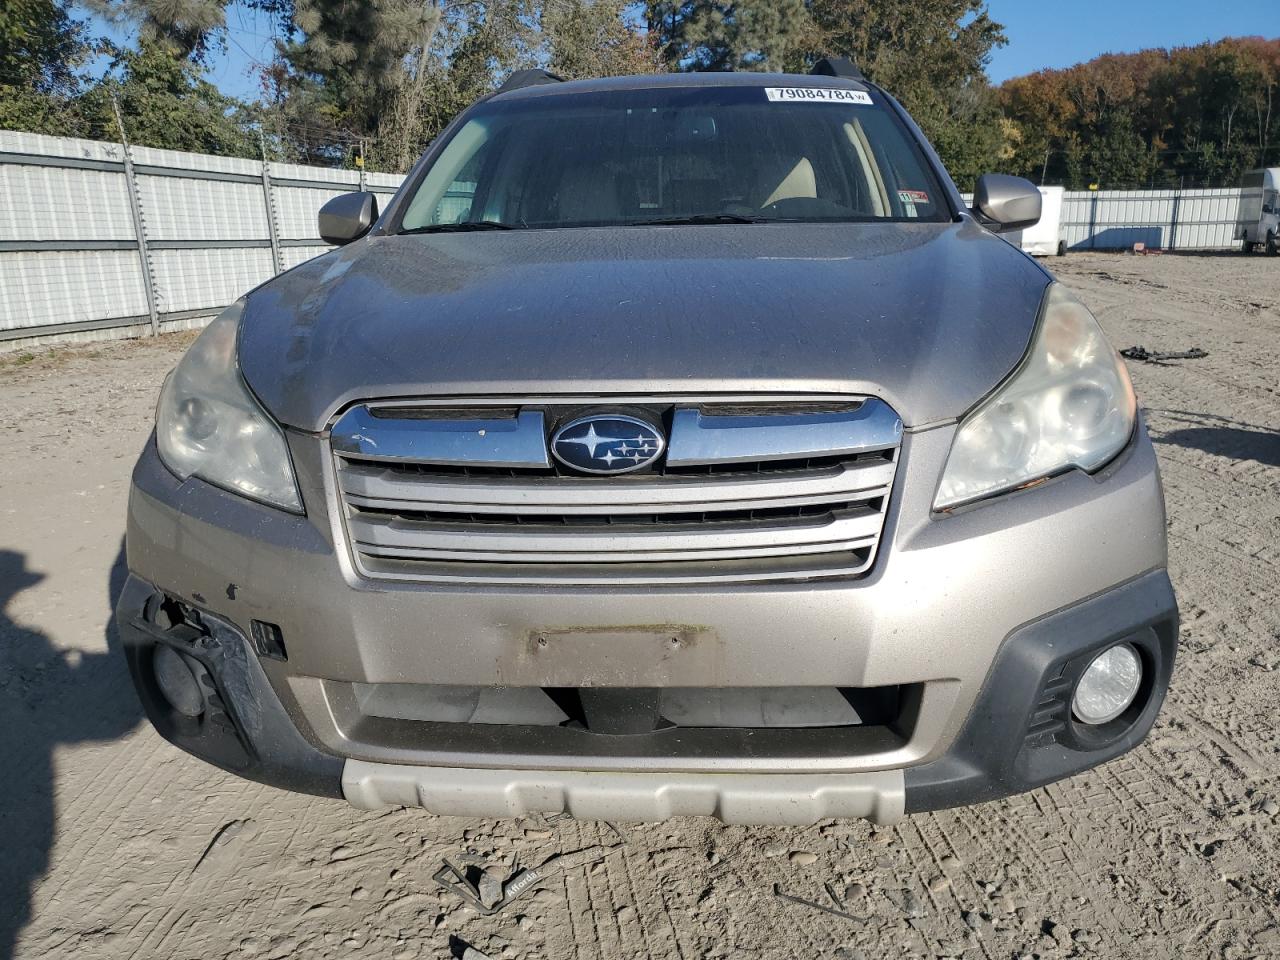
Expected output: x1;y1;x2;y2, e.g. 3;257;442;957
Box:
550;414;666;475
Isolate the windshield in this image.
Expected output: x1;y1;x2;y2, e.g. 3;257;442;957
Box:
397;84;950;232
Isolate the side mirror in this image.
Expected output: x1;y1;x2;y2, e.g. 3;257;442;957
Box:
972;174;1042;233
319;191;379;246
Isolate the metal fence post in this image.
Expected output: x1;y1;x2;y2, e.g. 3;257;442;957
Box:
111;96;160;335
1168;190;1180;252
259;134;284;275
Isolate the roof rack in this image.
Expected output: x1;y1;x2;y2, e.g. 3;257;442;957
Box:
497;69;564;93
810;56;865;82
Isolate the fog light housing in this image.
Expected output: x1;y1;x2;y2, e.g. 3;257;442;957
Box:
153;644;206;718
1072;643;1142;725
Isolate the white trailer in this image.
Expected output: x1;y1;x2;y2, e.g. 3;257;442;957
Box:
1237;167;1280;255
1007;185;1066;256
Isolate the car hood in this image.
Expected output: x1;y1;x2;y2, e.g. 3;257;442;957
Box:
239;220;1050;431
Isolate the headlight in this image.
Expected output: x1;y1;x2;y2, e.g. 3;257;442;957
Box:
934;283;1136;510
156;301;302;512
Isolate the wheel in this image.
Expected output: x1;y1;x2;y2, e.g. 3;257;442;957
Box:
1242;239;1255;254
1268;232;1279;256
1056;240;1067;257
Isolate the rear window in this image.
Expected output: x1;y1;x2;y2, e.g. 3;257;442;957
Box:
398;85;949;231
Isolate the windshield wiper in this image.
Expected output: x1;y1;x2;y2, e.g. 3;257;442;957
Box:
400;221;518;234
629;214;769;226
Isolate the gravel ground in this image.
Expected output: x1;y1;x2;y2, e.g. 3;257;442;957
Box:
2;252;1278;960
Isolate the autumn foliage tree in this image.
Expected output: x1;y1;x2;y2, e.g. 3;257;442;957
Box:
998;38;1280;188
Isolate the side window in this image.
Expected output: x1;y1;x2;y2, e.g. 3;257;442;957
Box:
1264;190;1278;215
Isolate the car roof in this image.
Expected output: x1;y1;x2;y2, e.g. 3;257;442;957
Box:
490;71;872;102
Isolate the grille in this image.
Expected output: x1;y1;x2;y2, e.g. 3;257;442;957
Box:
329;396;903;585
348;683;905;730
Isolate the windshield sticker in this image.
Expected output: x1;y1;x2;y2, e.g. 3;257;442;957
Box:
898;189;930;205
764;87;873;105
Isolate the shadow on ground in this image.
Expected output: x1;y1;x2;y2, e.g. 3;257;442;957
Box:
0;542;142;960
1150;411;1280;468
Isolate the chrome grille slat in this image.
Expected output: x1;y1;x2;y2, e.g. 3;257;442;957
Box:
666;403;901;465
357;536;879;564
329;395;902;585
349;508;884;563
331;407;550;467
338;458;895;515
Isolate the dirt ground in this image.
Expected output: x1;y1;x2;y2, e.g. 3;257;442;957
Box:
1;252;1278;960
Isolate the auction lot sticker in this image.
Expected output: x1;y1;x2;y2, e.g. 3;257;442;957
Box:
765;87;873;105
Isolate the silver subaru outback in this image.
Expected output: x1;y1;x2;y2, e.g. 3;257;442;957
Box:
117;62;1177;826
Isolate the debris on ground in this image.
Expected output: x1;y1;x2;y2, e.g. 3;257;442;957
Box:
189;819;259;877
435;842;627;916
477;867;504;909
1120;345;1209;363
772;883;864;923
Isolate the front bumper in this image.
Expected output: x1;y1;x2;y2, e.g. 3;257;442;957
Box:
117;567;1176;823
118;419;1177;823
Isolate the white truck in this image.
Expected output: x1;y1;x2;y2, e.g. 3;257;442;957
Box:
1008;185;1066;256
1238;167;1280;255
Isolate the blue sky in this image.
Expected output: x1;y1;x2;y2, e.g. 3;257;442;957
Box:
90;1;1278;101
983;0;1277;83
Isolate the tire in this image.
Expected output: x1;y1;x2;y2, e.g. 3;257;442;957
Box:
1268;233;1279;256
1056;240;1067;257
1242;239;1255;255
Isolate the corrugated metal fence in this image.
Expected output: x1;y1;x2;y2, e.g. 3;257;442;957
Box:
959;188;1243;251
1061;189;1240;251
0;131;1255;349
0;130;405;348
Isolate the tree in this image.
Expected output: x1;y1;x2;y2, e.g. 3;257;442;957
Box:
646;0;808;72
89;0;295;63
1;0;87;90
997;68;1076;183
0;0;93;136
544;0;660;79
89;0;228;62
998;38;1280;188
80;40;261;156
797;0;1008;189
358;0;544;170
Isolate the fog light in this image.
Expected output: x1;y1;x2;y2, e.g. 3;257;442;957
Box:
1072;643;1142;725
153;645;206;718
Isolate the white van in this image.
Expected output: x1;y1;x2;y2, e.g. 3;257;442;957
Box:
1237;168;1280;254
1008;185;1066;256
